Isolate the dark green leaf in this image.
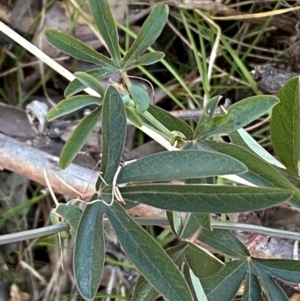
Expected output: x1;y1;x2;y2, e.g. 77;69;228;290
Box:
180;213;211;238
129;85;150;114
74;202;105;300
60;106;101;168
131;275;160;301
117;150;247;184
199;229;250;257
100;201;193;301
100;85;127;186
55;204;82;238
194;95;221;139
120;184;292;213
45;30;117;69
241;274;263;301
201;95;278;137
65;68;115;97
47;95;101;121
198;140;300;204
185;242;224;278
122;3;168;69
257;271;289;301
146;104;193;140
201;260;247;301
74;71;105;95
253;259;300;283
271;77;300;175
133;51;165;66
89;0;121;65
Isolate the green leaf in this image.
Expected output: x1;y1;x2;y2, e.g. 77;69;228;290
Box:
146;104;193;140
88;0;121;65
59;106;101;168
253;258;300;283
200;95;278;137
65;68;115;97
45;30;117;69
241;274;263;301
122;3;169;69
74;71;105;95
47;95;101;121
271;77;300;175
129;85;150;114
120;184;292;213
201;259;248;301
133;51;165;66
55;204;82;238
198;140;300;204
229;128;285;169
117;150;247;184
188;268;208;301
199;229;250;257
179;213;211;238
194;95;221;139
100;85;127;186
74;202;105;301
100;201;193;301
184;243;224;278
131;275;160;301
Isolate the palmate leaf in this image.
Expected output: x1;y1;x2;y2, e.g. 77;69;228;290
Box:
201;257;300;301
89;0;121;65
122;3;169;69
100;201;193;301
45;30;117;70
99;85;127;187
271;77;300;175
197;95;278;138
